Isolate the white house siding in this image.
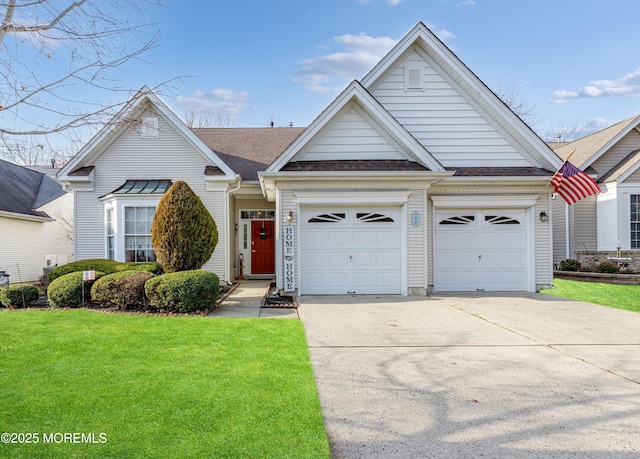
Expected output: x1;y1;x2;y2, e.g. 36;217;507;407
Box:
573;196;598;254
298;106;404;161
552;196;569;264
407;190;427;294
368;50;529;168
591;130;640;175
534;195;554;290
74;106;228;280
0;194;74;282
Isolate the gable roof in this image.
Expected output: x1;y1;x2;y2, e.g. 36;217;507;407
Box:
552;115;640;168
0;159;67;219
266;80;446;173
58;87;237;181
193;127;305;181
361;22;562;172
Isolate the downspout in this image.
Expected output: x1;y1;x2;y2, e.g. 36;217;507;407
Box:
225;176;242;282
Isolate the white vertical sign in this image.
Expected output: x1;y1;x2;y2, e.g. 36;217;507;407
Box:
283;224;295;292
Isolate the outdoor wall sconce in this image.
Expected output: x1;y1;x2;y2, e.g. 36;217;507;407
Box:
286;210;293;224
539;211;549;222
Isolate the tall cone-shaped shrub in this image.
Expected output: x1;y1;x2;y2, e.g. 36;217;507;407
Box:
151;181;218;273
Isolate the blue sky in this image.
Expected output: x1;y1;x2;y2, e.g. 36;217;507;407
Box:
119;0;639;140
21;0;639;149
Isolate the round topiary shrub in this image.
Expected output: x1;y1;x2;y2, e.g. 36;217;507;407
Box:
91;271;155;310
0;285;40;308
48;259;119;283
144;270;220;313
595;261;620;274
558;259;581;272
48;271;105;308
151;181;218;273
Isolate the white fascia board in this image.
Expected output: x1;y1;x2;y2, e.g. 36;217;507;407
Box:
0;210;53;222
266;81;445;173
440;176;553;186
431;194;540;208
362;22;561;172
259;170;453;183
294;190;410;205
583;115;640;169
59;87;237;179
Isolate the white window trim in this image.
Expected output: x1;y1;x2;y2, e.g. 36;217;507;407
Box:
103;197;162;262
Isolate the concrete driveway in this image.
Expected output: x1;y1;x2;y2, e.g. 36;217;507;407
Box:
298;293;640;458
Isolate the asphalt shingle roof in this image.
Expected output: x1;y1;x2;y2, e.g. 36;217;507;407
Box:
192;127;305;181
0;159;67;218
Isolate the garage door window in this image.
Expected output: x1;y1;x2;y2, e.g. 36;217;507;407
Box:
357;212;395;223
308;213;346;223
484;215;520;225
439;215;475;225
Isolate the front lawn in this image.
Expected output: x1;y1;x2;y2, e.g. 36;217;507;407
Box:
541;278;640;313
0;309;330;458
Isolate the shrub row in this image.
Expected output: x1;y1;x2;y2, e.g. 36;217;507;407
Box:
558;258;621;274
0;285;40;308
47;269;219;313
47;259;163;283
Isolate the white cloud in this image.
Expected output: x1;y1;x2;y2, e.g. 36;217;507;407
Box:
552;68;640;103
292;32;398;94
457;0;476;6
387;0;404;5
176;89;249;116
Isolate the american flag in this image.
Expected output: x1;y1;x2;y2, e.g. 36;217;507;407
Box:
551;160;602;205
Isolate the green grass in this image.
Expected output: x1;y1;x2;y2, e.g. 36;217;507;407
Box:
541;278;640;313
0;310;330;458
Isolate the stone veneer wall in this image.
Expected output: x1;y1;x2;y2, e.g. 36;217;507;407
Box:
574;250;640;272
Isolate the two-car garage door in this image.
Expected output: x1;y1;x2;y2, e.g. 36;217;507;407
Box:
433;209;529;292
300;208;402;295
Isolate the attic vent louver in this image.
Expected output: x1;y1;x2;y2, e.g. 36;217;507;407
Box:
405;66;425;90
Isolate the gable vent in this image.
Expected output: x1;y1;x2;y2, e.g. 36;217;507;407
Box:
405;66;425;90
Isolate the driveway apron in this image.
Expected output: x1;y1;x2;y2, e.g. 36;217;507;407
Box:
298;293;640;458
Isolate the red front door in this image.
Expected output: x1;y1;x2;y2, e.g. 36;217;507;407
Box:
251;220;275;274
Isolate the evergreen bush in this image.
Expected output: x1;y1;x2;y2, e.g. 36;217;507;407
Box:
48;271;105;308
48;259;162;283
151;181;218;273
91;271;155;310
144;270;219;313
595;261;620;274
0;285;40;308
558;259;581;272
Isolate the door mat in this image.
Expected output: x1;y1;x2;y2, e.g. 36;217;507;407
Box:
261;283;298;309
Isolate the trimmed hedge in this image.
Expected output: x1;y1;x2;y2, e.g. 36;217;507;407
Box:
145;270;219;313
91;271;155;310
48;259;162;283
48;271;106;308
0;285;40;308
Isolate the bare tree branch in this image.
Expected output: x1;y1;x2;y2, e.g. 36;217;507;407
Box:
0;0;168;161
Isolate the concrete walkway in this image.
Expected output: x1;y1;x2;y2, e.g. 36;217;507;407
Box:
206;279;298;318
298;293;640;458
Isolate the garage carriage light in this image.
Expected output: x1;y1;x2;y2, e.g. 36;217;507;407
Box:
539;211;549;222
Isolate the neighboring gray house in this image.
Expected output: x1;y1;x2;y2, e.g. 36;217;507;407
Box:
59;22;562;294
0;159;73;282
552;115;640;269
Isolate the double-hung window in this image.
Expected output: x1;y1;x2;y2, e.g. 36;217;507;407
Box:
631;195;640;249
124;206;156;262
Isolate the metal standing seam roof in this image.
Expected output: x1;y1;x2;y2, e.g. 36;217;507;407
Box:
106;180;172;197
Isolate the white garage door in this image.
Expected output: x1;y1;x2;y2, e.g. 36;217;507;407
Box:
434;210;529;292
300;208;402;294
